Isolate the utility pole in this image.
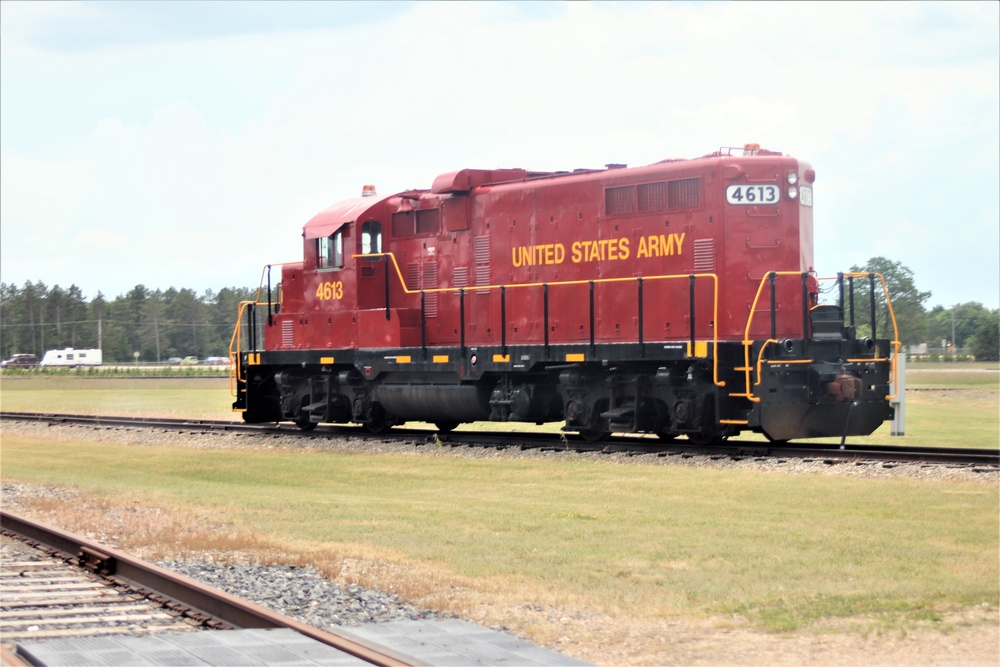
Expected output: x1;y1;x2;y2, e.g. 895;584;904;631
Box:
951;306;957;351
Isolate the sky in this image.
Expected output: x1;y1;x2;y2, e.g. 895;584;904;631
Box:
1;1;997;311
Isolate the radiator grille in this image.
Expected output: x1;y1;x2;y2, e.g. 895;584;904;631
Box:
416;208;440;235
392;211;414;236
605;185;635;216
392;209;441;236
669;178;701;209
637;182;667;212
606;179;697;215
281;320;295;347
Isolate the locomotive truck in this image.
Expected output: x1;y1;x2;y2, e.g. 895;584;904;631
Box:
230;145;900;443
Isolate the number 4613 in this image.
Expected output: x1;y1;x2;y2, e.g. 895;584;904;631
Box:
315;280;344;300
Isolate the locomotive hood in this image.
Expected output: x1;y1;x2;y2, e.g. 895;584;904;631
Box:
303;195;388;239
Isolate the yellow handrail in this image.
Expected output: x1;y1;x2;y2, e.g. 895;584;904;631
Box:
355;252;726;387
739;272;902;402
837;272;902;401
229;262;302;397
228;300;253;397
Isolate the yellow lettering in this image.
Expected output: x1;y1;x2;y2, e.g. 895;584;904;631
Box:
663;234;674;255
618;237;630;260
637;236;648;258
673;232;685;255
513;243;570;267
572;241;583;263
648;235;660;256
315;281;345;300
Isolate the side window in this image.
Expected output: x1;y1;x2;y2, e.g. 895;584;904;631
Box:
361;220;382;255
317;231;343;270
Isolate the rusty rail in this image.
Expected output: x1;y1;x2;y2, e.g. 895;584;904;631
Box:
0;510;418;667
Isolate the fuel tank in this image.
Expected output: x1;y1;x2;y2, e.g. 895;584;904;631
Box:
374;384;490;422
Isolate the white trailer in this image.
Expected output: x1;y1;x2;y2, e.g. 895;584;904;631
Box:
40;348;103;367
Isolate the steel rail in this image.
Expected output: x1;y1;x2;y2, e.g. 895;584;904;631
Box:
2;410;997;467
0;510;419;667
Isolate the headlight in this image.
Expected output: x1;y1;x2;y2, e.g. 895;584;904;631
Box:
787;186;798;200
787;172;798;185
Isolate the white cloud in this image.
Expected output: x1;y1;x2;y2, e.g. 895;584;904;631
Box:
1;1;997;308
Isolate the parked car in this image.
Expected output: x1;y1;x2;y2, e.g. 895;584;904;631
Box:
167;357;182;366
180;356;200;366
202;356;230;366
1;354;39;368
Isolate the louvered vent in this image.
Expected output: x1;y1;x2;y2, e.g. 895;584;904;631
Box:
453;266;469;288
668;178;701;209
404;262;439;317
423;263;438;318
693;239;715;273
281;320;295;347
474;236;491;294
405;263;421;291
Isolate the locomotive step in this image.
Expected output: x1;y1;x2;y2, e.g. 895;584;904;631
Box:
600;407;634;420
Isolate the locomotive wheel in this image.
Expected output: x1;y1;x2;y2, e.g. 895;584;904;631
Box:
365;420;392;434
296;418;317;431
434;421;460;433
579;428;611;443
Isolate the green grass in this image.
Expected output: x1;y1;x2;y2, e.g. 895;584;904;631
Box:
0;377;238;419
2;434;997;631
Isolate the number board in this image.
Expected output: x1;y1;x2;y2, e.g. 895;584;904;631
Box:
726;184;780;205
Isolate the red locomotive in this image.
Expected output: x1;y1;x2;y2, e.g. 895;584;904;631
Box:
231;145;900;443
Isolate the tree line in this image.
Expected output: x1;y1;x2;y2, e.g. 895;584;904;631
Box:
0;282;256;363
848;257;998;361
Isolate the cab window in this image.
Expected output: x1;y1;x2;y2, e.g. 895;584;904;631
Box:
361;221;382;255
317;231;343;270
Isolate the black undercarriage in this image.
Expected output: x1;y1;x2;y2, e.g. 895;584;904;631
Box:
234;307;895;443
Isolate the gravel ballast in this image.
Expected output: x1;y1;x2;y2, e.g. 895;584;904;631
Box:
155;559;441;627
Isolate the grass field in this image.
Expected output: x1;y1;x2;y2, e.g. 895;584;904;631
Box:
2;432;996;634
1;364;997;643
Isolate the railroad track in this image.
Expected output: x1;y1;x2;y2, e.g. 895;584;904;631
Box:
2;410;997;468
0;511;415;666
1;537;197;643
